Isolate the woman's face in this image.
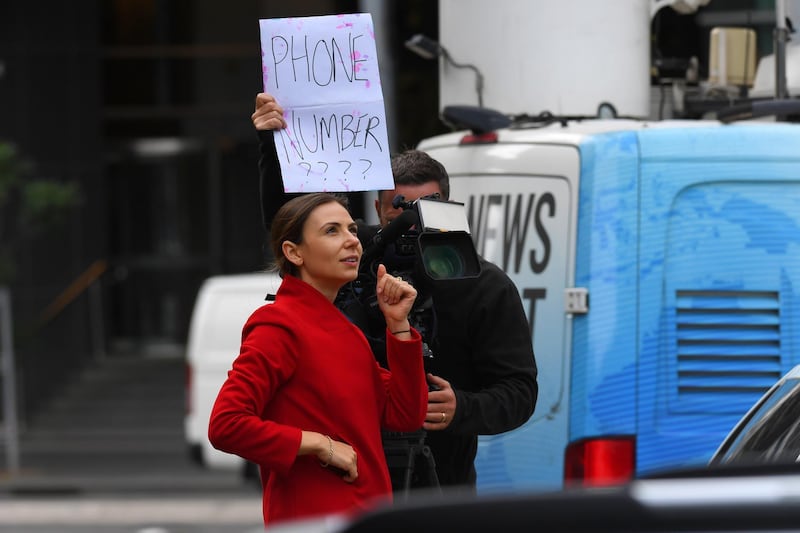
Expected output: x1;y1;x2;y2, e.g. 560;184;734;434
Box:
287;201;362;298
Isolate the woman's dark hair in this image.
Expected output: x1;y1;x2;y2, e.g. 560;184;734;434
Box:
269;193;349;277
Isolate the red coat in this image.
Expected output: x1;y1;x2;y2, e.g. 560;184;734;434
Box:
208;274;427;527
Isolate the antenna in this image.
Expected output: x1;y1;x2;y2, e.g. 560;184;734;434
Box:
404;34;485;108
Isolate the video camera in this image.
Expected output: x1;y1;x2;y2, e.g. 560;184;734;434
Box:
360;194;481;287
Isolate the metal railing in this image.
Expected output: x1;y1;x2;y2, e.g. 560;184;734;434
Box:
0;287;19;476
39;259;108;360
0;259;109;477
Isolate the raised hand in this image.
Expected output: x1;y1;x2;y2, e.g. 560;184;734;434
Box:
375;263;417;334
252;92;287;131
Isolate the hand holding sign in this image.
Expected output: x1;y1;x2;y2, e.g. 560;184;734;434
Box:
259;14;393;193
252;93;287;130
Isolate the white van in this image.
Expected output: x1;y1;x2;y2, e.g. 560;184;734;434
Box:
184;271;282;476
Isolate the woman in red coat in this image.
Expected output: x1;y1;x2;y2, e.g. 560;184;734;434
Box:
208;193;427;528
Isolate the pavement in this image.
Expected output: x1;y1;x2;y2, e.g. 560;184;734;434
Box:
0;468;256;497
0;497;264;527
0;452;265;528
0;449;259;496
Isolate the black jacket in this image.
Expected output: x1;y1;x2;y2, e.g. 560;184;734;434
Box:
257;130;538;488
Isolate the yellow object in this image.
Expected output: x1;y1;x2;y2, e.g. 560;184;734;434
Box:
709;27;757;87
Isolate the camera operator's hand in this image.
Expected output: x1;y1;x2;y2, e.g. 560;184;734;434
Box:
375;263;417;336
423;373;457;431
252;92;287;131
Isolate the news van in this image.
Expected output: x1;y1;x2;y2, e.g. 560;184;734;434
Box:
416;107;800;492
184;271;282;475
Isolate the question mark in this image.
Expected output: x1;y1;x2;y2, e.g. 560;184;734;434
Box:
298;162;311;176
359;159;372;177
317;162;329;173
339;160;352;174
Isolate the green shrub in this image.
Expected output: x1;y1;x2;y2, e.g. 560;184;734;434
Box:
0;141;82;284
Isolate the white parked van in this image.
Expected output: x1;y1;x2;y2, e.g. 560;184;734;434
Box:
184;271;282;476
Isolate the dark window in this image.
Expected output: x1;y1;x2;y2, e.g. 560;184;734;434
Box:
717;377;800;464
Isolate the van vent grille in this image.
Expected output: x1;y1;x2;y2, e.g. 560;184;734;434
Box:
675;290;781;398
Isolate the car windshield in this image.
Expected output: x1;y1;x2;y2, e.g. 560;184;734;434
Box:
714;378;800;464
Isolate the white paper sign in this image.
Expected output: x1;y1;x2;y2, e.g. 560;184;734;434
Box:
259;13;394;193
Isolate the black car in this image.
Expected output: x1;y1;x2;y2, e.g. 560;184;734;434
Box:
710;364;800;466
270;468;800;533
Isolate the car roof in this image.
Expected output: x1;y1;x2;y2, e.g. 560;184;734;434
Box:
290;468;800;533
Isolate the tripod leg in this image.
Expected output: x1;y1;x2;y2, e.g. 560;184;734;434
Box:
421;445;441;491
402;451;416;499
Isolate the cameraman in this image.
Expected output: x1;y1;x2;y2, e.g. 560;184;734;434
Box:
252;92;538;490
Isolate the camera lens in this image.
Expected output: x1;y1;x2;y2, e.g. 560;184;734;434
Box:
422;244;465;279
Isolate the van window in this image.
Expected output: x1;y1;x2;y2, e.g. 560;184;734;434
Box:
716;379;800;464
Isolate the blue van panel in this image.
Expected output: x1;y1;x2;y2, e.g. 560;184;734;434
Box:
572;125;800;478
637;126;800;475
570;131;641;440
